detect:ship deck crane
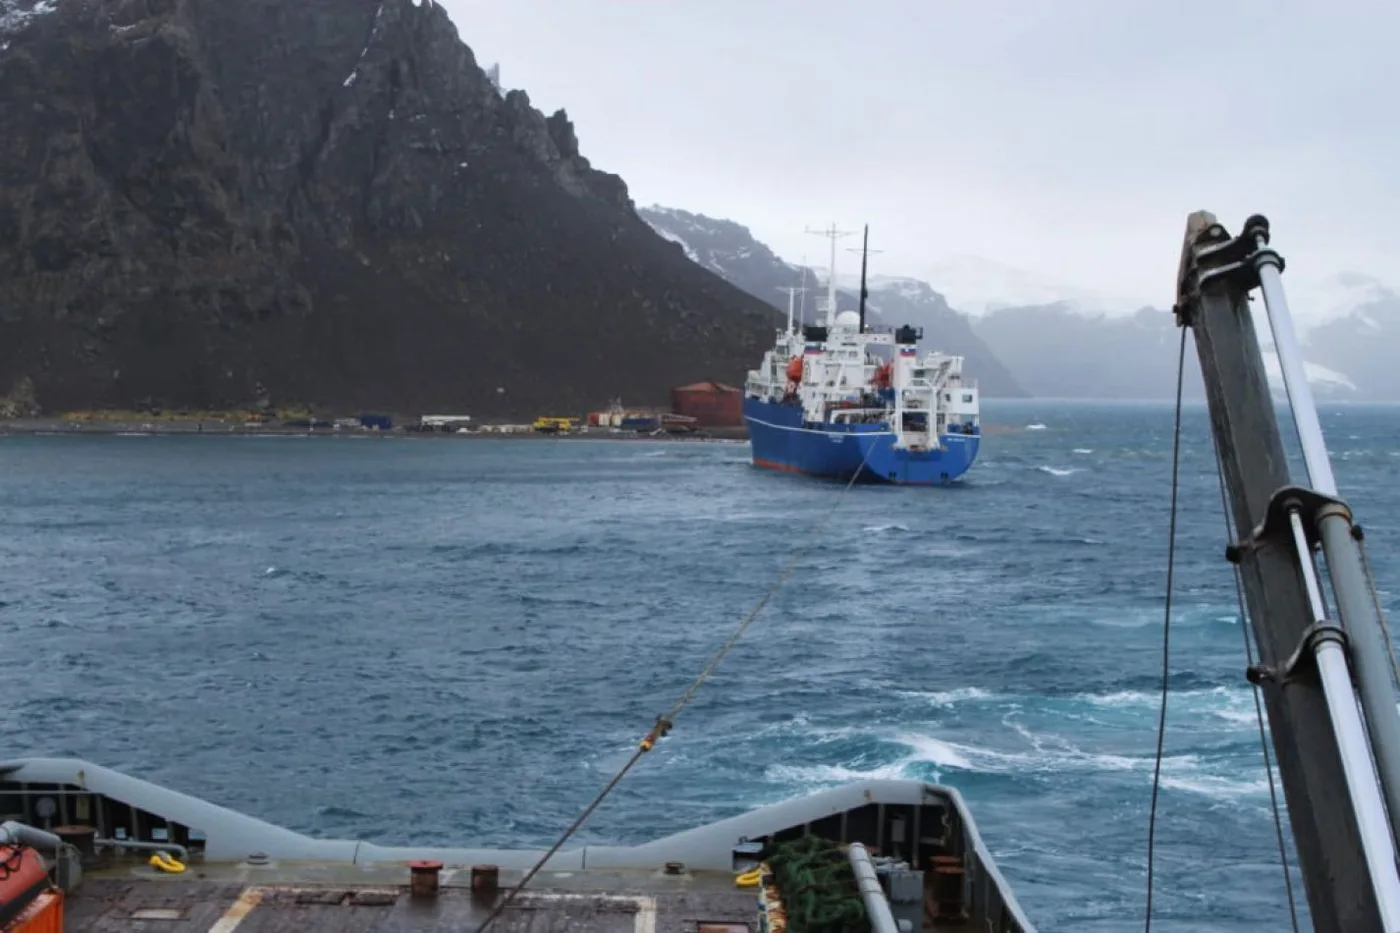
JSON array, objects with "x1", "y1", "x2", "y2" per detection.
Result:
[{"x1": 1176, "y1": 211, "x2": 1400, "y2": 932}]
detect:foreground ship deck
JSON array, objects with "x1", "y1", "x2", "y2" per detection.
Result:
[
  {"x1": 64, "y1": 865, "x2": 756, "y2": 933},
  {"x1": 2, "y1": 757, "x2": 1035, "y2": 932}
]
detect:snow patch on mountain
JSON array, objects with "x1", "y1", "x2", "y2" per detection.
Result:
[
  {"x1": 649, "y1": 224, "x2": 698, "y2": 264},
  {"x1": 639, "y1": 204, "x2": 801, "y2": 283},
  {"x1": 1261, "y1": 346, "x2": 1357, "y2": 395},
  {"x1": 831, "y1": 273, "x2": 935, "y2": 297},
  {"x1": 914, "y1": 254, "x2": 1153, "y2": 317},
  {"x1": 0, "y1": 0, "x2": 57, "y2": 32},
  {"x1": 1283, "y1": 272, "x2": 1399, "y2": 335}
]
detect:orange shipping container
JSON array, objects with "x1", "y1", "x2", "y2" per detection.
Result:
[{"x1": 671, "y1": 381, "x2": 743, "y2": 428}]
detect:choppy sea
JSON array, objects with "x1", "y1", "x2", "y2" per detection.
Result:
[{"x1": 6, "y1": 399, "x2": 1400, "y2": 931}]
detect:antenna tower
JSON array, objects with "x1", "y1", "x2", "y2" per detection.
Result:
[
  {"x1": 805, "y1": 224, "x2": 856, "y2": 327},
  {"x1": 777, "y1": 283, "x2": 809, "y2": 337},
  {"x1": 847, "y1": 226, "x2": 884, "y2": 333}
]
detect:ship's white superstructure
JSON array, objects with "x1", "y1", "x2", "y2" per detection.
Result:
[{"x1": 741, "y1": 225, "x2": 981, "y2": 485}]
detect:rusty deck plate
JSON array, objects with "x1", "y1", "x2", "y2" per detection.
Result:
[{"x1": 61, "y1": 863, "x2": 757, "y2": 933}]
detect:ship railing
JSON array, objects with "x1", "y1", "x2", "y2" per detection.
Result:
[
  {"x1": 829, "y1": 408, "x2": 892, "y2": 424},
  {"x1": 901, "y1": 384, "x2": 935, "y2": 403}
]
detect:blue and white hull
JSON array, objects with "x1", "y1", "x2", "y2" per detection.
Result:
[{"x1": 743, "y1": 397, "x2": 979, "y2": 485}]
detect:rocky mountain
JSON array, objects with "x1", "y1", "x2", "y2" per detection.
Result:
[
  {"x1": 972, "y1": 304, "x2": 1201, "y2": 400},
  {"x1": 972, "y1": 300, "x2": 1376, "y2": 401},
  {"x1": 1300, "y1": 275, "x2": 1400, "y2": 400},
  {"x1": 638, "y1": 206, "x2": 1028, "y2": 397},
  {"x1": 914, "y1": 253, "x2": 1150, "y2": 318},
  {"x1": 934, "y1": 265, "x2": 1394, "y2": 401},
  {"x1": 638, "y1": 202, "x2": 1397, "y2": 400},
  {"x1": 0, "y1": 0, "x2": 781, "y2": 418}
]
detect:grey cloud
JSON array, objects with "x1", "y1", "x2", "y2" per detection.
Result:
[{"x1": 447, "y1": 0, "x2": 1400, "y2": 308}]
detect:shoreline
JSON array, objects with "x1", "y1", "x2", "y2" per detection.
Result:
[
  {"x1": 0, "y1": 418, "x2": 752, "y2": 441},
  {"x1": 0, "y1": 419, "x2": 1021, "y2": 439}
]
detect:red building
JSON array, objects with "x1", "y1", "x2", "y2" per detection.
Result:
[{"x1": 671, "y1": 380, "x2": 743, "y2": 428}]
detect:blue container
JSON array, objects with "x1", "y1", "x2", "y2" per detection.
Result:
[{"x1": 358, "y1": 414, "x2": 393, "y2": 430}]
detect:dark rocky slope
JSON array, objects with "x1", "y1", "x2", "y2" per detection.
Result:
[{"x1": 0, "y1": 0, "x2": 780, "y2": 417}]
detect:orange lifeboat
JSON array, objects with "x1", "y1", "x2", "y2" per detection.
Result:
[
  {"x1": 873, "y1": 362, "x2": 893, "y2": 389},
  {"x1": 0, "y1": 845, "x2": 54, "y2": 930},
  {"x1": 785, "y1": 357, "x2": 804, "y2": 383}
]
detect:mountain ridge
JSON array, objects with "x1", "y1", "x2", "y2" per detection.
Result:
[
  {"x1": 0, "y1": 0, "x2": 781, "y2": 418},
  {"x1": 638, "y1": 205, "x2": 1029, "y2": 398},
  {"x1": 641, "y1": 204, "x2": 1400, "y2": 402}
]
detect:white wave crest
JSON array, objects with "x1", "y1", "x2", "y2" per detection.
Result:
[{"x1": 899, "y1": 686, "x2": 995, "y2": 708}]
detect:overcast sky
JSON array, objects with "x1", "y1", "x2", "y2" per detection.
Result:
[{"x1": 450, "y1": 0, "x2": 1397, "y2": 314}]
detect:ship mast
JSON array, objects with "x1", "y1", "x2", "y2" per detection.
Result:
[
  {"x1": 798, "y1": 261, "x2": 809, "y2": 326},
  {"x1": 846, "y1": 225, "x2": 883, "y2": 335},
  {"x1": 806, "y1": 223, "x2": 855, "y2": 328},
  {"x1": 1176, "y1": 211, "x2": 1400, "y2": 932},
  {"x1": 777, "y1": 283, "x2": 807, "y2": 337},
  {"x1": 857, "y1": 225, "x2": 870, "y2": 334}
]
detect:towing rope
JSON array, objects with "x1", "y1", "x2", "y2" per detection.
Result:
[
  {"x1": 472, "y1": 445, "x2": 876, "y2": 932},
  {"x1": 1144, "y1": 324, "x2": 1187, "y2": 932},
  {"x1": 1159, "y1": 304, "x2": 1300, "y2": 932}
]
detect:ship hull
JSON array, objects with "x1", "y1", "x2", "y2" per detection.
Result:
[{"x1": 743, "y1": 397, "x2": 979, "y2": 485}]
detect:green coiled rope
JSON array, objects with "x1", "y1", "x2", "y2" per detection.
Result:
[{"x1": 766, "y1": 836, "x2": 870, "y2": 933}]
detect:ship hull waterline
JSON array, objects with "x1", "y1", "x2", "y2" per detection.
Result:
[{"x1": 743, "y1": 397, "x2": 979, "y2": 485}]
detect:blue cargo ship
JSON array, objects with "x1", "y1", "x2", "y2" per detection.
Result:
[{"x1": 741, "y1": 225, "x2": 981, "y2": 485}]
